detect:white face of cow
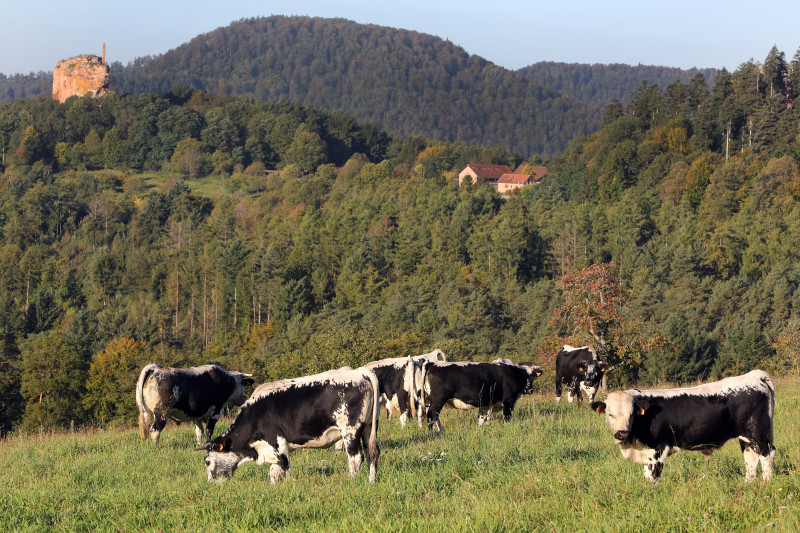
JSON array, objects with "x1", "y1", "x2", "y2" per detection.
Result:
[
  {"x1": 230, "y1": 373, "x2": 255, "y2": 406},
  {"x1": 591, "y1": 392, "x2": 648, "y2": 444},
  {"x1": 204, "y1": 450, "x2": 243, "y2": 482}
]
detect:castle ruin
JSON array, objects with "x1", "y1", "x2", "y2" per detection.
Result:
[{"x1": 52, "y1": 44, "x2": 110, "y2": 103}]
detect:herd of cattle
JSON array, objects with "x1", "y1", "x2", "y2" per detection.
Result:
[{"x1": 135, "y1": 345, "x2": 776, "y2": 486}]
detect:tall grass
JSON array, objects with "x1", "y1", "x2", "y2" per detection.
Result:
[{"x1": 3, "y1": 378, "x2": 800, "y2": 532}]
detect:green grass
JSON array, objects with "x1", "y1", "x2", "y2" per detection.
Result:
[{"x1": 3, "y1": 378, "x2": 800, "y2": 532}]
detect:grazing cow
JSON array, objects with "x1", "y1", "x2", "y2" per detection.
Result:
[
  {"x1": 136, "y1": 363, "x2": 254, "y2": 445},
  {"x1": 419, "y1": 360, "x2": 543, "y2": 431},
  {"x1": 197, "y1": 367, "x2": 380, "y2": 484},
  {"x1": 591, "y1": 370, "x2": 776, "y2": 484},
  {"x1": 555, "y1": 345, "x2": 607, "y2": 404},
  {"x1": 362, "y1": 356, "x2": 420, "y2": 428}
]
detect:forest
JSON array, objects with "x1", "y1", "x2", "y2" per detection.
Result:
[
  {"x1": 1, "y1": 42, "x2": 800, "y2": 437},
  {"x1": 517, "y1": 62, "x2": 717, "y2": 107}
]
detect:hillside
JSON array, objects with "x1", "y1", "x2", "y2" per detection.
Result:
[
  {"x1": 518, "y1": 61, "x2": 717, "y2": 107},
  {"x1": 107, "y1": 16, "x2": 600, "y2": 157}
]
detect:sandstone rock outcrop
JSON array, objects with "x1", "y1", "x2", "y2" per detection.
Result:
[{"x1": 52, "y1": 45, "x2": 110, "y2": 103}]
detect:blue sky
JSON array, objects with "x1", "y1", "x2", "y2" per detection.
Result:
[{"x1": 2, "y1": 0, "x2": 798, "y2": 75}]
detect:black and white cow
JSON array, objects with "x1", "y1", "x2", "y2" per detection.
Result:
[
  {"x1": 591, "y1": 369, "x2": 776, "y2": 484},
  {"x1": 419, "y1": 360, "x2": 543, "y2": 431},
  {"x1": 196, "y1": 367, "x2": 381, "y2": 484},
  {"x1": 555, "y1": 345, "x2": 607, "y2": 405},
  {"x1": 362, "y1": 356, "x2": 420, "y2": 428},
  {"x1": 136, "y1": 363, "x2": 254, "y2": 445}
]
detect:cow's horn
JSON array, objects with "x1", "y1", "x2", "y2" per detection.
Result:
[{"x1": 194, "y1": 442, "x2": 212, "y2": 451}]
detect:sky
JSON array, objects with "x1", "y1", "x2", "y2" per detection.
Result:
[{"x1": 2, "y1": 0, "x2": 799, "y2": 75}]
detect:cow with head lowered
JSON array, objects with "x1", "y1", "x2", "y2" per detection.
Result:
[
  {"x1": 555, "y1": 345, "x2": 607, "y2": 405},
  {"x1": 592, "y1": 369, "x2": 776, "y2": 484},
  {"x1": 419, "y1": 359, "x2": 543, "y2": 431},
  {"x1": 197, "y1": 367, "x2": 380, "y2": 484},
  {"x1": 136, "y1": 363, "x2": 254, "y2": 445}
]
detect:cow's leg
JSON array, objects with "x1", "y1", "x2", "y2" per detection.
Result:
[
  {"x1": 398, "y1": 410, "x2": 408, "y2": 428},
  {"x1": 344, "y1": 432, "x2": 364, "y2": 478},
  {"x1": 194, "y1": 420, "x2": 205, "y2": 445},
  {"x1": 502, "y1": 400, "x2": 515, "y2": 422},
  {"x1": 760, "y1": 446, "x2": 776, "y2": 481},
  {"x1": 361, "y1": 424, "x2": 379, "y2": 484},
  {"x1": 205, "y1": 414, "x2": 220, "y2": 442},
  {"x1": 426, "y1": 400, "x2": 445, "y2": 432},
  {"x1": 268, "y1": 450, "x2": 291, "y2": 484},
  {"x1": 138, "y1": 408, "x2": 153, "y2": 442},
  {"x1": 334, "y1": 439, "x2": 344, "y2": 452},
  {"x1": 149, "y1": 409, "x2": 168, "y2": 444},
  {"x1": 742, "y1": 444, "x2": 760, "y2": 482},
  {"x1": 643, "y1": 461, "x2": 664, "y2": 484},
  {"x1": 555, "y1": 380, "x2": 562, "y2": 404},
  {"x1": 477, "y1": 409, "x2": 490, "y2": 427},
  {"x1": 643, "y1": 447, "x2": 666, "y2": 484}
]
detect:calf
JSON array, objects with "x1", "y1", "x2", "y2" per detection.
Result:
[
  {"x1": 197, "y1": 367, "x2": 380, "y2": 484},
  {"x1": 591, "y1": 370, "x2": 775, "y2": 484},
  {"x1": 362, "y1": 356, "x2": 419, "y2": 428},
  {"x1": 555, "y1": 345, "x2": 607, "y2": 404},
  {"x1": 420, "y1": 360, "x2": 543, "y2": 431},
  {"x1": 136, "y1": 363, "x2": 254, "y2": 444}
]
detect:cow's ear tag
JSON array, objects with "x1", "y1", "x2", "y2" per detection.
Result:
[
  {"x1": 217, "y1": 442, "x2": 224, "y2": 451},
  {"x1": 577, "y1": 364, "x2": 585, "y2": 372},
  {"x1": 635, "y1": 400, "x2": 650, "y2": 415},
  {"x1": 591, "y1": 401, "x2": 606, "y2": 414}
]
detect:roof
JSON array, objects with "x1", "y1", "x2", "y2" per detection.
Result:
[
  {"x1": 498, "y1": 173, "x2": 533, "y2": 185},
  {"x1": 514, "y1": 165, "x2": 548, "y2": 181},
  {"x1": 464, "y1": 164, "x2": 513, "y2": 181}
]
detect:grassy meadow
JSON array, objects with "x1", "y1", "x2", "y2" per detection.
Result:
[{"x1": 3, "y1": 378, "x2": 800, "y2": 532}]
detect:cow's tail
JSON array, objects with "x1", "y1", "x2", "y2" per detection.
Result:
[
  {"x1": 366, "y1": 369, "x2": 380, "y2": 481},
  {"x1": 406, "y1": 356, "x2": 416, "y2": 420},
  {"x1": 136, "y1": 363, "x2": 159, "y2": 442},
  {"x1": 417, "y1": 361, "x2": 431, "y2": 424}
]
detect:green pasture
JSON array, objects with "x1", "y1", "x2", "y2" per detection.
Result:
[{"x1": 3, "y1": 378, "x2": 800, "y2": 532}]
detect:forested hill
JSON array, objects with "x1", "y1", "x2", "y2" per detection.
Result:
[
  {"x1": 108, "y1": 16, "x2": 600, "y2": 157},
  {"x1": 517, "y1": 62, "x2": 717, "y2": 107},
  {"x1": 1, "y1": 16, "x2": 602, "y2": 157}
]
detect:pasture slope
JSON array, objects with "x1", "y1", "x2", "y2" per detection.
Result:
[{"x1": 2, "y1": 377, "x2": 800, "y2": 532}]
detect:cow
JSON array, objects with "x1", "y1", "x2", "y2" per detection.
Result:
[
  {"x1": 136, "y1": 363, "x2": 255, "y2": 445},
  {"x1": 419, "y1": 360, "x2": 543, "y2": 431},
  {"x1": 555, "y1": 345, "x2": 607, "y2": 405},
  {"x1": 196, "y1": 367, "x2": 381, "y2": 484},
  {"x1": 362, "y1": 356, "x2": 420, "y2": 428},
  {"x1": 591, "y1": 369, "x2": 776, "y2": 484}
]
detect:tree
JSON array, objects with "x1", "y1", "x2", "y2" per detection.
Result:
[
  {"x1": 283, "y1": 123, "x2": 327, "y2": 172},
  {"x1": 553, "y1": 262, "x2": 665, "y2": 383},
  {"x1": 711, "y1": 321, "x2": 774, "y2": 379},
  {"x1": 83, "y1": 337, "x2": 150, "y2": 424},
  {"x1": 170, "y1": 138, "x2": 208, "y2": 177},
  {"x1": 19, "y1": 331, "x2": 88, "y2": 430},
  {"x1": 763, "y1": 46, "x2": 788, "y2": 99}
]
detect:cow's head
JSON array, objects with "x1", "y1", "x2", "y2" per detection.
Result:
[
  {"x1": 576, "y1": 360, "x2": 607, "y2": 402},
  {"x1": 519, "y1": 363, "x2": 544, "y2": 394},
  {"x1": 229, "y1": 372, "x2": 256, "y2": 406},
  {"x1": 591, "y1": 392, "x2": 649, "y2": 444},
  {"x1": 196, "y1": 437, "x2": 243, "y2": 483}
]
